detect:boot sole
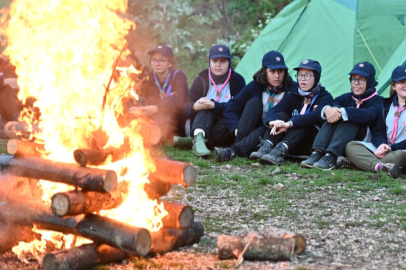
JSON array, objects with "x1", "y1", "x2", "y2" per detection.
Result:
[
  {"x1": 249, "y1": 155, "x2": 261, "y2": 160},
  {"x1": 301, "y1": 162, "x2": 314, "y2": 169},
  {"x1": 193, "y1": 150, "x2": 210, "y2": 157},
  {"x1": 313, "y1": 163, "x2": 335, "y2": 171}
]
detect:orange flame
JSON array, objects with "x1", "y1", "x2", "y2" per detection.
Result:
[{"x1": 1, "y1": 0, "x2": 167, "y2": 260}]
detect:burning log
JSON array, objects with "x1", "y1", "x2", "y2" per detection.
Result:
[
  {"x1": 4, "y1": 121, "x2": 40, "y2": 140},
  {"x1": 75, "y1": 214, "x2": 151, "y2": 256},
  {"x1": 151, "y1": 158, "x2": 196, "y2": 187},
  {"x1": 42, "y1": 244, "x2": 127, "y2": 270},
  {"x1": 0, "y1": 155, "x2": 117, "y2": 193},
  {"x1": 73, "y1": 147, "x2": 123, "y2": 166},
  {"x1": 51, "y1": 182, "x2": 127, "y2": 217},
  {"x1": 217, "y1": 235, "x2": 295, "y2": 261},
  {"x1": 0, "y1": 224, "x2": 37, "y2": 253},
  {"x1": 261, "y1": 227, "x2": 306, "y2": 255},
  {"x1": 160, "y1": 201, "x2": 194, "y2": 230},
  {"x1": 7, "y1": 139, "x2": 44, "y2": 157},
  {"x1": 143, "y1": 179, "x2": 172, "y2": 200},
  {"x1": 150, "y1": 221, "x2": 204, "y2": 254}
]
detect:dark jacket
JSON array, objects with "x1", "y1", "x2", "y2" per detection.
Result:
[
  {"x1": 264, "y1": 86, "x2": 333, "y2": 128},
  {"x1": 184, "y1": 69, "x2": 246, "y2": 118},
  {"x1": 223, "y1": 76, "x2": 297, "y2": 132},
  {"x1": 329, "y1": 92, "x2": 382, "y2": 126},
  {"x1": 137, "y1": 69, "x2": 188, "y2": 115},
  {"x1": 371, "y1": 96, "x2": 406, "y2": 151}
]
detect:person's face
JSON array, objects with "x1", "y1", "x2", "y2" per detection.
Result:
[
  {"x1": 150, "y1": 52, "x2": 172, "y2": 74},
  {"x1": 210, "y1": 58, "x2": 229, "y2": 76},
  {"x1": 266, "y1": 68, "x2": 284, "y2": 87},
  {"x1": 350, "y1": 75, "x2": 367, "y2": 95},
  {"x1": 394, "y1": 79, "x2": 406, "y2": 100},
  {"x1": 296, "y1": 68, "x2": 315, "y2": 91}
]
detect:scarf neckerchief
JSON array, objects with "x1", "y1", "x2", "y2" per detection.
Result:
[
  {"x1": 208, "y1": 68, "x2": 232, "y2": 102},
  {"x1": 265, "y1": 84, "x2": 285, "y2": 109},
  {"x1": 299, "y1": 83, "x2": 322, "y2": 114},
  {"x1": 351, "y1": 87, "x2": 377, "y2": 108},
  {"x1": 153, "y1": 71, "x2": 171, "y2": 100},
  {"x1": 388, "y1": 95, "x2": 406, "y2": 144}
]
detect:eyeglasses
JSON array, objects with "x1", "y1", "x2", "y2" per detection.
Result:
[
  {"x1": 350, "y1": 77, "x2": 366, "y2": 84},
  {"x1": 151, "y1": 58, "x2": 168, "y2": 65},
  {"x1": 295, "y1": 74, "x2": 314, "y2": 81}
]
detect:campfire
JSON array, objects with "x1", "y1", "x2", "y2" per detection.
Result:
[{"x1": 0, "y1": 0, "x2": 202, "y2": 269}]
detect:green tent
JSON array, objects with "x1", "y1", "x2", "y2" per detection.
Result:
[{"x1": 235, "y1": 0, "x2": 406, "y2": 97}]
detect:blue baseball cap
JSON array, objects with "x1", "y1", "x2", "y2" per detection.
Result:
[
  {"x1": 262, "y1": 50, "x2": 288, "y2": 70},
  {"x1": 147, "y1": 44, "x2": 174, "y2": 58},
  {"x1": 293, "y1": 59, "x2": 322, "y2": 75},
  {"x1": 209, "y1": 45, "x2": 231, "y2": 59},
  {"x1": 349, "y1": 62, "x2": 375, "y2": 78},
  {"x1": 392, "y1": 65, "x2": 406, "y2": 82}
]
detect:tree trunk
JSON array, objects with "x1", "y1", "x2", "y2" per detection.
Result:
[
  {"x1": 73, "y1": 148, "x2": 123, "y2": 166},
  {"x1": 150, "y1": 221, "x2": 204, "y2": 254},
  {"x1": 151, "y1": 158, "x2": 196, "y2": 187},
  {"x1": 143, "y1": 179, "x2": 172, "y2": 200},
  {"x1": 4, "y1": 121, "x2": 40, "y2": 140},
  {"x1": 75, "y1": 214, "x2": 151, "y2": 256},
  {"x1": 7, "y1": 139, "x2": 44, "y2": 157},
  {"x1": 160, "y1": 201, "x2": 194, "y2": 230},
  {"x1": 42, "y1": 244, "x2": 127, "y2": 270},
  {"x1": 261, "y1": 227, "x2": 306, "y2": 255},
  {"x1": 0, "y1": 155, "x2": 117, "y2": 193},
  {"x1": 0, "y1": 224, "x2": 37, "y2": 253},
  {"x1": 217, "y1": 235, "x2": 295, "y2": 261},
  {"x1": 51, "y1": 182, "x2": 127, "y2": 217}
]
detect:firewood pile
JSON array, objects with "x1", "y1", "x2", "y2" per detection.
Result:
[{"x1": 0, "y1": 123, "x2": 203, "y2": 270}]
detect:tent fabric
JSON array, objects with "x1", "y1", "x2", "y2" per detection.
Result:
[{"x1": 236, "y1": 0, "x2": 406, "y2": 97}]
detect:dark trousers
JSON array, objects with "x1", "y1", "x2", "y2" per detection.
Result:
[
  {"x1": 312, "y1": 121, "x2": 367, "y2": 157},
  {"x1": 192, "y1": 110, "x2": 234, "y2": 148}
]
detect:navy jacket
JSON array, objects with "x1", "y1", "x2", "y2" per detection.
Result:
[
  {"x1": 223, "y1": 77, "x2": 297, "y2": 132},
  {"x1": 371, "y1": 96, "x2": 406, "y2": 151},
  {"x1": 264, "y1": 86, "x2": 333, "y2": 128},
  {"x1": 329, "y1": 92, "x2": 382, "y2": 126},
  {"x1": 184, "y1": 69, "x2": 246, "y2": 118}
]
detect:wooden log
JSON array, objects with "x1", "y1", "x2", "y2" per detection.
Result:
[
  {"x1": 73, "y1": 147, "x2": 123, "y2": 166},
  {"x1": 0, "y1": 155, "x2": 117, "y2": 193},
  {"x1": 42, "y1": 244, "x2": 127, "y2": 270},
  {"x1": 150, "y1": 221, "x2": 204, "y2": 254},
  {"x1": 160, "y1": 201, "x2": 194, "y2": 230},
  {"x1": 75, "y1": 214, "x2": 151, "y2": 256},
  {"x1": 4, "y1": 121, "x2": 40, "y2": 140},
  {"x1": 143, "y1": 179, "x2": 172, "y2": 200},
  {"x1": 0, "y1": 224, "x2": 36, "y2": 253},
  {"x1": 7, "y1": 139, "x2": 45, "y2": 157},
  {"x1": 217, "y1": 235, "x2": 295, "y2": 261},
  {"x1": 51, "y1": 182, "x2": 127, "y2": 217},
  {"x1": 151, "y1": 158, "x2": 196, "y2": 187},
  {"x1": 261, "y1": 227, "x2": 306, "y2": 255}
]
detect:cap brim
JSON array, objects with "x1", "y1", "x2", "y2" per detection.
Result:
[
  {"x1": 210, "y1": 54, "x2": 231, "y2": 59},
  {"x1": 147, "y1": 49, "x2": 173, "y2": 57},
  {"x1": 349, "y1": 70, "x2": 369, "y2": 77},
  {"x1": 393, "y1": 75, "x2": 406, "y2": 82},
  {"x1": 266, "y1": 64, "x2": 288, "y2": 70}
]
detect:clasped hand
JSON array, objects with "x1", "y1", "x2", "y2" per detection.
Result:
[
  {"x1": 324, "y1": 107, "x2": 342, "y2": 123},
  {"x1": 374, "y1": 144, "x2": 391, "y2": 158},
  {"x1": 268, "y1": 120, "x2": 290, "y2": 135},
  {"x1": 193, "y1": 97, "x2": 215, "y2": 111}
]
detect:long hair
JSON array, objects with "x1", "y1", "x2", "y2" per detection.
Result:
[{"x1": 253, "y1": 66, "x2": 290, "y2": 88}]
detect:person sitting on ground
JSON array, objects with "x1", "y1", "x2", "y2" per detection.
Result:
[
  {"x1": 181, "y1": 44, "x2": 246, "y2": 157},
  {"x1": 214, "y1": 51, "x2": 298, "y2": 162},
  {"x1": 301, "y1": 62, "x2": 382, "y2": 170},
  {"x1": 339, "y1": 65, "x2": 406, "y2": 178},
  {"x1": 133, "y1": 44, "x2": 188, "y2": 140}
]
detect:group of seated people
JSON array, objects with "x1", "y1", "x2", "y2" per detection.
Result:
[{"x1": 138, "y1": 43, "x2": 406, "y2": 178}]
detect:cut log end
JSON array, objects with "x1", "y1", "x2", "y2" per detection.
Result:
[
  {"x1": 293, "y1": 235, "x2": 306, "y2": 255},
  {"x1": 104, "y1": 171, "x2": 118, "y2": 193},
  {"x1": 136, "y1": 229, "x2": 152, "y2": 257},
  {"x1": 73, "y1": 150, "x2": 87, "y2": 167},
  {"x1": 179, "y1": 206, "x2": 194, "y2": 229},
  {"x1": 42, "y1": 254, "x2": 58, "y2": 270},
  {"x1": 51, "y1": 193, "x2": 70, "y2": 217},
  {"x1": 183, "y1": 165, "x2": 196, "y2": 186},
  {"x1": 6, "y1": 140, "x2": 18, "y2": 155}
]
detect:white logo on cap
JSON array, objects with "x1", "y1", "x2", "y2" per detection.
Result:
[
  {"x1": 359, "y1": 63, "x2": 364, "y2": 67},
  {"x1": 157, "y1": 46, "x2": 162, "y2": 49},
  {"x1": 276, "y1": 57, "x2": 281, "y2": 62},
  {"x1": 404, "y1": 69, "x2": 406, "y2": 73},
  {"x1": 302, "y1": 59, "x2": 309, "y2": 64},
  {"x1": 219, "y1": 47, "x2": 224, "y2": 52}
]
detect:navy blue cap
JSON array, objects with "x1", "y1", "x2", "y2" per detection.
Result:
[
  {"x1": 262, "y1": 50, "x2": 288, "y2": 70},
  {"x1": 349, "y1": 62, "x2": 376, "y2": 78},
  {"x1": 209, "y1": 45, "x2": 231, "y2": 59},
  {"x1": 392, "y1": 65, "x2": 406, "y2": 82},
  {"x1": 147, "y1": 44, "x2": 174, "y2": 58},
  {"x1": 293, "y1": 59, "x2": 322, "y2": 75}
]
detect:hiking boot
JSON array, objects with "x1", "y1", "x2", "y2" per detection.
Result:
[
  {"x1": 313, "y1": 153, "x2": 337, "y2": 170},
  {"x1": 335, "y1": 156, "x2": 358, "y2": 170},
  {"x1": 192, "y1": 133, "x2": 210, "y2": 157},
  {"x1": 376, "y1": 163, "x2": 402, "y2": 178},
  {"x1": 249, "y1": 138, "x2": 273, "y2": 160},
  {"x1": 261, "y1": 142, "x2": 288, "y2": 165},
  {"x1": 301, "y1": 151, "x2": 324, "y2": 168},
  {"x1": 214, "y1": 147, "x2": 236, "y2": 162},
  {"x1": 173, "y1": 136, "x2": 193, "y2": 149}
]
